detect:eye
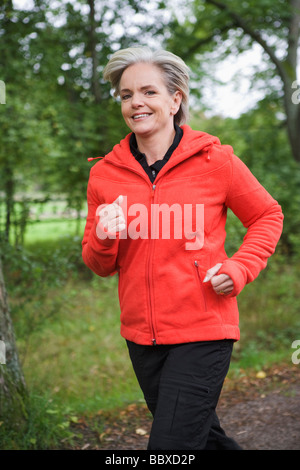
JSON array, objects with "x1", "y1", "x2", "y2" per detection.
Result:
[
  {"x1": 145, "y1": 90, "x2": 156, "y2": 96},
  {"x1": 121, "y1": 94, "x2": 131, "y2": 101}
]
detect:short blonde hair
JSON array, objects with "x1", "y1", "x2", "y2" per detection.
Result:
[{"x1": 103, "y1": 47, "x2": 190, "y2": 126}]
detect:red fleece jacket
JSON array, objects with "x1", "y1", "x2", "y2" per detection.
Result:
[{"x1": 82, "y1": 125, "x2": 283, "y2": 345}]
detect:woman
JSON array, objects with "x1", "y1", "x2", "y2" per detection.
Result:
[{"x1": 82, "y1": 47, "x2": 283, "y2": 450}]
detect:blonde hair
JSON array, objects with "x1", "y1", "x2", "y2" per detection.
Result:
[{"x1": 103, "y1": 47, "x2": 190, "y2": 126}]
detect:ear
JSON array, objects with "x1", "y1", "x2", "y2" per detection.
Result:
[{"x1": 170, "y1": 90, "x2": 182, "y2": 115}]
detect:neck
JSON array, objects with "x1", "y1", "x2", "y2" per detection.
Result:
[{"x1": 135, "y1": 124, "x2": 176, "y2": 166}]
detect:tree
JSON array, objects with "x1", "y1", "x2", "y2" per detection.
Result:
[
  {"x1": 87, "y1": 0, "x2": 101, "y2": 103},
  {"x1": 168, "y1": 0, "x2": 300, "y2": 162},
  {"x1": 0, "y1": 0, "x2": 60, "y2": 242},
  {"x1": 0, "y1": 0, "x2": 176, "y2": 441},
  {"x1": 0, "y1": 257, "x2": 27, "y2": 430}
]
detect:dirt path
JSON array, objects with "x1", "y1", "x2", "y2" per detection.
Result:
[
  {"x1": 217, "y1": 386, "x2": 300, "y2": 450},
  {"x1": 70, "y1": 364, "x2": 300, "y2": 451}
]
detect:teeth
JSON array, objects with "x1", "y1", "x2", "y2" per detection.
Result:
[{"x1": 133, "y1": 114, "x2": 150, "y2": 119}]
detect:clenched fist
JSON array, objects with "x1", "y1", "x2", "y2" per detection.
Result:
[
  {"x1": 97, "y1": 195, "x2": 126, "y2": 238},
  {"x1": 203, "y1": 263, "x2": 233, "y2": 296}
]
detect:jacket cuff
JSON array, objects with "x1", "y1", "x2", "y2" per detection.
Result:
[{"x1": 218, "y1": 260, "x2": 248, "y2": 297}]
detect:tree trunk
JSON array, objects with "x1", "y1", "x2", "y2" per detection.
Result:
[
  {"x1": 283, "y1": 0, "x2": 300, "y2": 163},
  {"x1": 284, "y1": 82, "x2": 300, "y2": 163},
  {"x1": 4, "y1": 164, "x2": 14, "y2": 243},
  {"x1": 204, "y1": 0, "x2": 300, "y2": 163},
  {"x1": 88, "y1": 0, "x2": 101, "y2": 103},
  {"x1": 0, "y1": 257, "x2": 27, "y2": 430}
]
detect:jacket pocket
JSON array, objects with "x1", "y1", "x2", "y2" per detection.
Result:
[{"x1": 194, "y1": 260, "x2": 207, "y2": 312}]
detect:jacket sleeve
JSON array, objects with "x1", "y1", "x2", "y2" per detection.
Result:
[
  {"x1": 218, "y1": 153, "x2": 284, "y2": 297},
  {"x1": 82, "y1": 171, "x2": 119, "y2": 277}
]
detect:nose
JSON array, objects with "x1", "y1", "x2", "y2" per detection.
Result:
[{"x1": 131, "y1": 93, "x2": 144, "y2": 108}]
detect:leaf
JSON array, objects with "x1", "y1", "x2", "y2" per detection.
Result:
[
  {"x1": 256, "y1": 370, "x2": 267, "y2": 379},
  {"x1": 58, "y1": 421, "x2": 70, "y2": 429},
  {"x1": 135, "y1": 428, "x2": 147, "y2": 436},
  {"x1": 46, "y1": 408, "x2": 58, "y2": 414},
  {"x1": 69, "y1": 416, "x2": 79, "y2": 423},
  {"x1": 81, "y1": 443, "x2": 90, "y2": 450}
]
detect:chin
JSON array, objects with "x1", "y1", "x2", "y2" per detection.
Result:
[{"x1": 134, "y1": 126, "x2": 156, "y2": 137}]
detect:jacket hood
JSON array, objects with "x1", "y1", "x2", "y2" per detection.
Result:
[{"x1": 103, "y1": 125, "x2": 222, "y2": 169}]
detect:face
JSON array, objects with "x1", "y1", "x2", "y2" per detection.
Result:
[{"x1": 119, "y1": 62, "x2": 182, "y2": 138}]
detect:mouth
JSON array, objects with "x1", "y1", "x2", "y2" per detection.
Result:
[{"x1": 132, "y1": 113, "x2": 152, "y2": 121}]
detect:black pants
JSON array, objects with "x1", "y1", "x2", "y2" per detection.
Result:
[{"x1": 126, "y1": 339, "x2": 242, "y2": 450}]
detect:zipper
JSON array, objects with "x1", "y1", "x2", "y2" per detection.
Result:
[
  {"x1": 106, "y1": 159, "x2": 158, "y2": 345},
  {"x1": 148, "y1": 184, "x2": 157, "y2": 345},
  {"x1": 101, "y1": 149, "x2": 213, "y2": 344},
  {"x1": 194, "y1": 260, "x2": 207, "y2": 311}
]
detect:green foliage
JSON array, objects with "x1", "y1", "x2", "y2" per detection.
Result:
[
  {"x1": 0, "y1": 392, "x2": 79, "y2": 449},
  {"x1": 0, "y1": 0, "x2": 165, "y2": 244},
  {"x1": 166, "y1": 0, "x2": 300, "y2": 164},
  {"x1": 1, "y1": 0, "x2": 299, "y2": 450},
  {"x1": 0, "y1": 237, "x2": 142, "y2": 449},
  {"x1": 232, "y1": 261, "x2": 300, "y2": 370},
  {"x1": 167, "y1": 0, "x2": 293, "y2": 76},
  {"x1": 1, "y1": 235, "x2": 86, "y2": 358},
  {"x1": 2, "y1": 237, "x2": 299, "y2": 448}
]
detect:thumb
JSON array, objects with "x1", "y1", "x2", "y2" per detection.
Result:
[
  {"x1": 203, "y1": 263, "x2": 222, "y2": 283},
  {"x1": 113, "y1": 195, "x2": 123, "y2": 206}
]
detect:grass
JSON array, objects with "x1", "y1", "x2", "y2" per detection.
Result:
[
  {"x1": 24, "y1": 218, "x2": 86, "y2": 243},
  {"x1": 3, "y1": 272, "x2": 144, "y2": 449},
  {"x1": 233, "y1": 259, "x2": 300, "y2": 370},
  {"x1": 1, "y1": 219, "x2": 299, "y2": 449},
  {"x1": 17, "y1": 276, "x2": 143, "y2": 414}
]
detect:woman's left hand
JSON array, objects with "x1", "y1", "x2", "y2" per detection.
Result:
[{"x1": 203, "y1": 263, "x2": 233, "y2": 296}]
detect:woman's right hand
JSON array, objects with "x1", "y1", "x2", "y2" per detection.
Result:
[{"x1": 98, "y1": 195, "x2": 126, "y2": 234}]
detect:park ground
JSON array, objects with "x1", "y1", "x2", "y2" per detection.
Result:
[{"x1": 67, "y1": 362, "x2": 300, "y2": 451}]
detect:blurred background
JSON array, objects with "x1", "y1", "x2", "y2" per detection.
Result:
[{"x1": 0, "y1": 0, "x2": 299, "y2": 449}]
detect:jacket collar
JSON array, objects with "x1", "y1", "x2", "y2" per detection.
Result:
[{"x1": 103, "y1": 125, "x2": 221, "y2": 180}]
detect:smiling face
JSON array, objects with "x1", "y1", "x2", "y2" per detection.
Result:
[{"x1": 119, "y1": 62, "x2": 182, "y2": 140}]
